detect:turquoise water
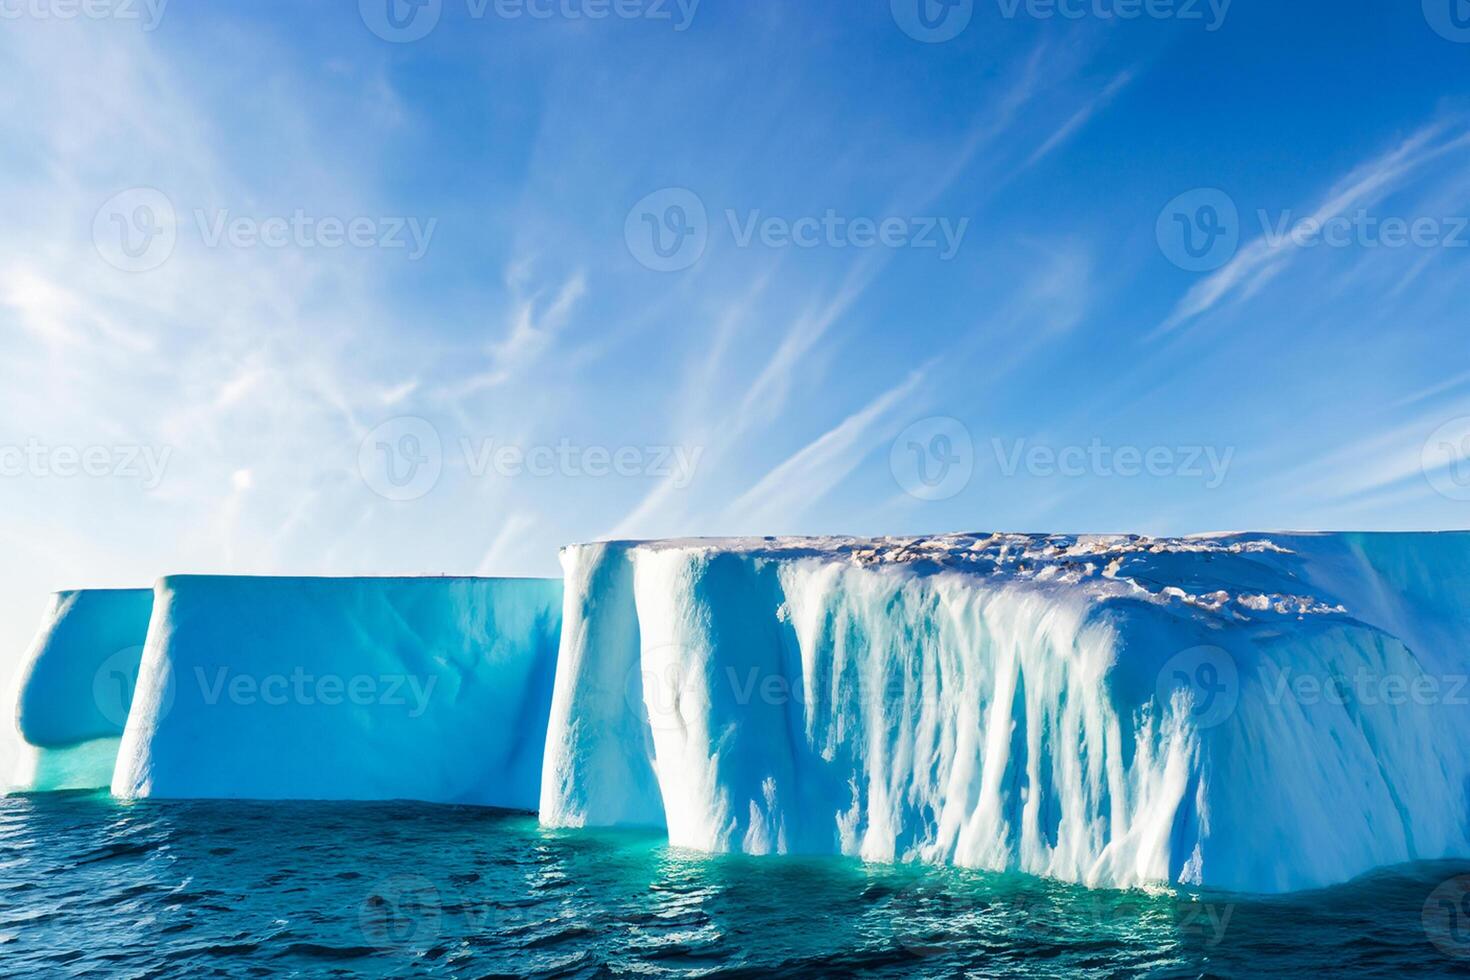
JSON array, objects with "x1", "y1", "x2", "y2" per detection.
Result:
[{"x1": 1, "y1": 792, "x2": 1465, "y2": 977}]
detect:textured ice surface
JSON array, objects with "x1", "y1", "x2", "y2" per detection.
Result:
[
  {"x1": 114, "y1": 575, "x2": 562, "y2": 809},
  {"x1": 540, "y1": 532, "x2": 1470, "y2": 894},
  {"x1": 5, "y1": 589, "x2": 154, "y2": 792}
]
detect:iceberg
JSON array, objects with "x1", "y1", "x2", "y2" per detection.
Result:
[
  {"x1": 5, "y1": 588, "x2": 154, "y2": 793},
  {"x1": 113, "y1": 575, "x2": 562, "y2": 809},
  {"x1": 539, "y1": 532, "x2": 1470, "y2": 894}
]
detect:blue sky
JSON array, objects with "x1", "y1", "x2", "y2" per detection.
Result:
[{"x1": 3, "y1": 0, "x2": 1470, "y2": 657}]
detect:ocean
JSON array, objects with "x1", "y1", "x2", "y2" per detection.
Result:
[{"x1": 1, "y1": 792, "x2": 1464, "y2": 977}]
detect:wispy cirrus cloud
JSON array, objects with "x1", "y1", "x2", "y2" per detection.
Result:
[{"x1": 1152, "y1": 116, "x2": 1470, "y2": 338}]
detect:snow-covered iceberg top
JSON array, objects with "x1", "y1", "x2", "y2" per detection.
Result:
[{"x1": 541, "y1": 531, "x2": 1470, "y2": 894}]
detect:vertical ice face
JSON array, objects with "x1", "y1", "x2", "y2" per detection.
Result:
[
  {"x1": 538, "y1": 543, "x2": 664, "y2": 828},
  {"x1": 4, "y1": 589, "x2": 154, "y2": 793},
  {"x1": 113, "y1": 575, "x2": 562, "y2": 809},
  {"x1": 539, "y1": 533, "x2": 1470, "y2": 894}
]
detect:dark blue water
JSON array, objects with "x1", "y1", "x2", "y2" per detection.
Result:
[{"x1": 1, "y1": 792, "x2": 1466, "y2": 978}]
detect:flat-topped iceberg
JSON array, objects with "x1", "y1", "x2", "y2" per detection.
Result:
[
  {"x1": 539, "y1": 532, "x2": 1470, "y2": 894},
  {"x1": 5, "y1": 588, "x2": 154, "y2": 793},
  {"x1": 113, "y1": 575, "x2": 562, "y2": 809}
]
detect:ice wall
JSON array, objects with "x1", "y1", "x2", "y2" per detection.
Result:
[
  {"x1": 5, "y1": 589, "x2": 154, "y2": 792},
  {"x1": 114, "y1": 575, "x2": 562, "y2": 809},
  {"x1": 539, "y1": 532, "x2": 1470, "y2": 894}
]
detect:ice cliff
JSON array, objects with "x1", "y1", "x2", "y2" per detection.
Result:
[
  {"x1": 10, "y1": 531, "x2": 1467, "y2": 895},
  {"x1": 112, "y1": 575, "x2": 562, "y2": 809},
  {"x1": 5, "y1": 589, "x2": 154, "y2": 792},
  {"x1": 539, "y1": 532, "x2": 1470, "y2": 894}
]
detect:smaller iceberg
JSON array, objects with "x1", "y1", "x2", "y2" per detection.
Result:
[
  {"x1": 113, "y1": 575, "x2": 562, "y2": 809},
  {"x1": 6, "y1": 589, "x2": 154, "y2": 793}
]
